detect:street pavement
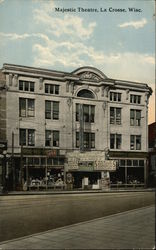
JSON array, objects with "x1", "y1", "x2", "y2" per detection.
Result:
[{"x1": 0, "y1": 205, "x2": 155, "y2": 249}]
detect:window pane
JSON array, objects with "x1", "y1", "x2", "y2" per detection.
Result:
[
  {"x1": 28, "y1": 99, "x2": 35, "y2": 117},
  {"x1": 28, "y1": 129, "x2": 35, "y2": 146},
  {"x1": 45, "y1": 84, "x2": 49, "y2": 93},
  {"x1": 127, "y1": 160, "x2": 132, "y2": 166},
  {"x1": 120, "y1": 160, "x2": 125, "y2": 166},
  {"x1": 118, "y1": 93, "x2": 121, "y2": 102},
  {"x1": 55, "y1": 85, "x2": 59, "y2": 94},
  {"x1": 34, "y1": 158, "x2": 39, "y2": 165},
  {"x1": 19, "y1": 98, "x2": 26, "y2": 117},
  {"x1": 83, "y1": 105, "x2": 89, "y2": 122},
  {"x1": 130, "y1": 135, "x2": 135, "y2": 150},
  {"x1": 110, "y1": 134, "x2": 115, "y2": 149},
  {"x1": 136, "y1": 110, "x2": 141, "y2": 119},
  {"x1": 110, "y1": 92, "x2": 112, "y2": 101},
  {"x1": 116, "y1": 134, "x2": 121, "y2": 149},
  {"x1": 130, "y1": 110, "x2": 135, "y2": 119},
  {"x1": 20, "y1": 129, "x2": 26, "y2": 146},
  {"x1": 136, "y1": 136, "x2": 141, "y2": 150},
  {"x1": 91, "y1": 133, "x2": 95, "y2": 148},
  {"x1": 110, "y1": 107, "x2": 114, "y2": 124},
  {"x1": 50, "y1": 85, "x2": 54, "y2": 94},
  {"x1": 139, "y1": 160, "x2": 144, "y2": 166},
  {"x1": 19, "y1": 81, "x2": 23, "y2": 90},
  {"x1": 133, "y1": 160, "x2": 138, "y2": 166},
  {"x1": 53, "y1": 131, "x2": 59, "y2": 147},
  {"x1": 28, "y1": 157, "x2": 33, "y2": 165},
  {"x1": 41, "y1": 158, "x2": 46, "y2": 165},
  {"x1": 76, "y1": 104, "x2": 79, "y2": 121},
  {"x1": 90, "y1": 106, "x2": 95, "y2": 123},
  {"x1": 53, "y1": 102, "x2": 59, "y2": 120},
  {"x1": 84, "y1": 132, "x2": 89, "y2": 148},
  {"x1": 25, "y1": 82, "x2": 29, "y2": 91},
  {"x1": 138, "y1": 96, "x2": 141, "y2": 104},
  {"x1": 30, "y1": 82, "x2": 34, "y2": 92},
  {"x1": 45, "y1": 130, "x2": 51, "y2": 146},
  {"x1": 116, "y1": 108, "x2": 121, "y2": 124},
  {"x1": 45, "y1": 101, "x2": 51, "y2": 119}
]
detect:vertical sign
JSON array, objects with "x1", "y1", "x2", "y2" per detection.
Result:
[{"x1": 79, "y1": 104, "x2": 84, "y2": 152}]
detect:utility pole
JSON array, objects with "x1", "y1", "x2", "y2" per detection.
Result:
[
  {"x1": 12, "y1": 131, "x2": 15, "y2": 190},
  {"x1": 20, "y1": 143, "x2": 23, "y2": 189}
]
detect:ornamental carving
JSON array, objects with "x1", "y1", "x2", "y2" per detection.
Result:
[{"x1": 79, "y1": 71, "x2": 101, "y2": 81}]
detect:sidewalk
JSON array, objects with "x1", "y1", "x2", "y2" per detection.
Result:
[
  {"x1": 1, "y1": 188, "x2": 155, "y2": 196},
  {"x1": 0, "y1": 206, "x2": 155, "y2": 249}
]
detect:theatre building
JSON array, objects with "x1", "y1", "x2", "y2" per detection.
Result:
[{"x1": 0, "y1": 63, "x2": 152, "y2": 191}]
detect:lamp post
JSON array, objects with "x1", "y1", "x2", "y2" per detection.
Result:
[{"x1": 1, "y1": 150, "x2": 10, "y2": 193}]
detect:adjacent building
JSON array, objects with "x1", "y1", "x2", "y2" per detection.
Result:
[
  {"x1": 148, "y1": 122, "x2": 156, "y2": 187},
  {"x1": 0, "y1": 63, "x2": 152, "y2": 190}
]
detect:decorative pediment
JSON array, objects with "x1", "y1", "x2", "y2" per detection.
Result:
[
  {"x1": 78, "y1": 71, "x2": 101, "y2": 81},
  {"x1": 72, "y1": 66, "x2": 107, "y2": 82}
]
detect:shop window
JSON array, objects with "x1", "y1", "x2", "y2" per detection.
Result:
[
  {"x1": 130, "y1": 94, "x2": 141, "y2": 104},
  {"x1": 133, "y1": 160, "x2": 138, "y2": 166},
  {"x1": 130, "y1": 109, "x2": 141, "y2": 126},
  {"x1": 19, "y1": 80, "x2": 34, "y2": 92},
  {"x1": 19, "y1": 98, "x2": 35, "y2": 117},
  {"x1": 110, "y1": 107, "x2": 121, "y2": 125},
  {"x1": 45, "y1": 101, "x2": 59, "y2": 120},
  {"x1": 34, "y1": 158, "x2": 39, "y2": 165},
  {"x1": 19, "y1": 129, "x2": 35, "y2": 146},
  {"x1": 110, "y1": 92, "x2": 121, "y2": 102},
  {"x1": 45, "y1": 130, "x2": 59, "y2": 147},
  {"x1": 77, "y1": 89, "x2": 95, "y2": 99},
  {"x1": 76, "y1": 132, "x2": 95, "y2": 149},
  {"x1": 120, "y1": 160, "x2": 125, "y2": 166},
  {"x1": 53, "y1": 158, "x2": 59, "y2": 165},
  {"x1": 47, "y1": 158, "x2": 52, "y2": 165},
  {"x1": 110, "y1": 134, "x2": 122, "y2": 149},
  {"x1": 130, "y1": 135, "x2": 141, "y2": 150},
  {"x1": 45, "y1": 84, "x2": 59, "y2": 95},
  {"x1": 127, "y1": 160, "x2": 132, "y2": 166},
  {"x1": 139, "y1": 160, "x2": 144, "y2": 166},
  {"x1": 41, "y1": 158, "x2": 46, "y2": 165},
  {"x1": 28, "y1": 157, "x2": 33, "y2": 165}
]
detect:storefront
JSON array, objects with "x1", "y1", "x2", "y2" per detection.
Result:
[{"x1": 65, "y1": 151, "x2": 117, "y2": 190}]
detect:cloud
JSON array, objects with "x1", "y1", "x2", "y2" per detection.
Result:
[
  {"x1": 33, "y1": 7, "x2": 96, "y2": 39},
  {"x1": 0, "y1": 0, "x2": 4, "y2": 3},
  {"x1": 0, "y1": 32, "x2": 50, "y2": 42},
  {"x1": 118, "y1": 18, "x2": 147, "y2": 29}
]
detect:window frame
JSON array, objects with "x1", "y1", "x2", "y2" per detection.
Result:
[
  {"x1": 45, "y1": 84, "x2": 59, "y2": 95},
  {"x1": 45, "y1": 101, "x2": 59, "y2": 120},
  {"x1": 45, "y1": 130, "x2": 60, "y2": 147},
  {"x1": 19, "y1": 80, "x2": 35, "y2": 92}
]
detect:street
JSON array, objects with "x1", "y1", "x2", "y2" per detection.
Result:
[
  {"x1": 0, "y1": 191, "x2": 155, "y2": 242},
  {"x1": 0, "y1": 205, "x2": 155, "y2": 249}
]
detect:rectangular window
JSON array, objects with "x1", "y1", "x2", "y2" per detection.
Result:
[
  {"x1": 110, "y1": 107, "x2": 121, "y2": 125},
  {"x1": 45, "y1": 84, "x2": 59, "y2": 95},
  {"x1": 28, "y1": 129, "x2": 35, "y2": 146},
  {"x1": 130, "y1": 94, "x2": 141, "y2": 104},
  {"x1": 76, "y1": 104, "x2": 95, "y2": 123},
  {"x1": 110, "y1": 92, "x2": 122, "y2": 102},
  {"x1": 45, "y1": 101, "x2": 59, "y2": 120},
  {"x1": 130, "y1": 109, "x2": 141, "y2": 126},
  {"x1": 45, "y1": 130, "x2": 59, "y2": 147},
  {"x1": 19, "y1": 98, "x2": 35, "y2": 117},
  {"x1": 110, "y1": 134, "x2": 122, "y2": 149},
  {"x1": 19, "y1": 80, "x2": 34, "y2": 92},
  {"x1": 19, "y1": 129, "x2": 35, "y2": 146},
  {"x1": 130, "y1": 135, "x2": 141, "y2": 150},
  {"x1": 76, "y1": 132, "x2": 95, "y2": 149}
]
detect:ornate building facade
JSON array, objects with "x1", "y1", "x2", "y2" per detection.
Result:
[{"x1": 0, "y1": 63, "x2": 152, "y2": 190}]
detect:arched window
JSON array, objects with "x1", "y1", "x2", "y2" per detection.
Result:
[{"x1": 77, "y1": 89, "x2": 95, "y2": 99}]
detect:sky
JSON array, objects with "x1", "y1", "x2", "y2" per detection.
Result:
[{"x1": 0, "y1": 0, "x2": 155, "y2": 124}]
